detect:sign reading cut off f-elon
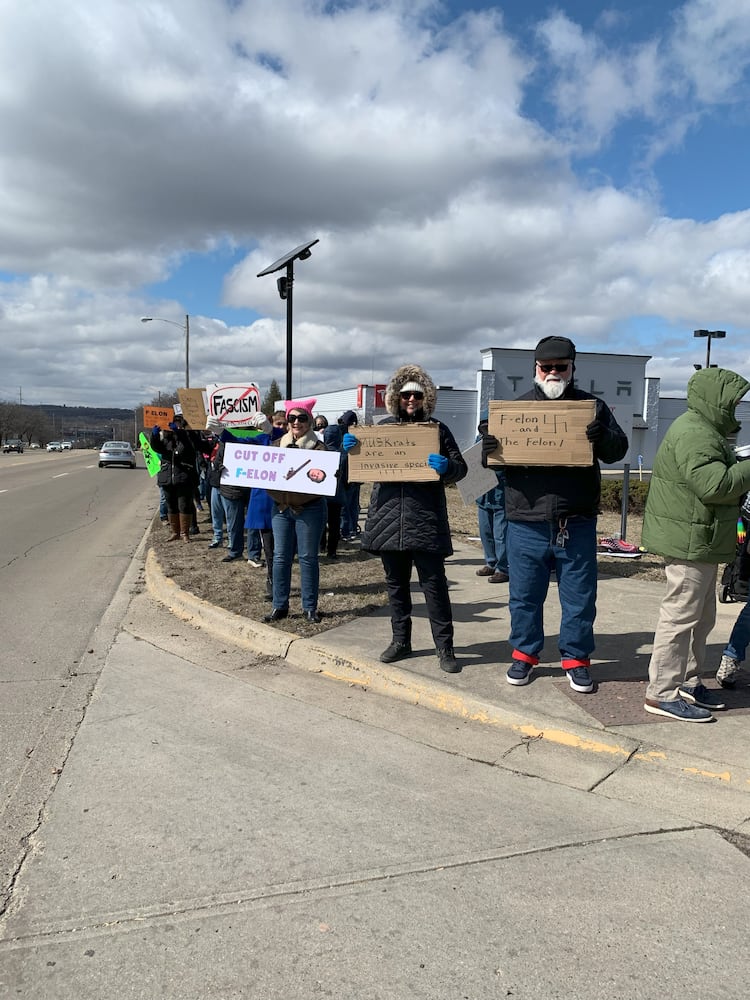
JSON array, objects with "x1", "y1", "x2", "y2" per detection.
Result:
[
  {"x1": 221, "y1": 444, "x2": 341, "y2": 497},
  {"x1": 486, "y1": 400, "x2": 595, "y2": 467}
]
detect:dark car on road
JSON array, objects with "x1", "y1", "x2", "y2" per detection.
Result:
[{"x1": 3, "y1": 439, "x2": 24, "y2": 453}]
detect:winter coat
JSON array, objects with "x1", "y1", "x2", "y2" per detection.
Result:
[
  {"x1": 503, "y1": 383, "x2": 628, "y2": 522},
  {"x1": 642, "y1": 367, "x2": 750, "y2": 563},
  {"x1": 150, "y1": 428, "x2": 197, "y2": 488},
  {"x1": 361, "y1": 364, "x2": 468, "y2": 556},
  {"x1": 244, "y1": 432, "x2": 275, "y2": 530},
  {"x1": 266, "y1": 426, "x2": 327, "y2": 513}
]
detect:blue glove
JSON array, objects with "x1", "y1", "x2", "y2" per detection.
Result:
[
  {"x1": 343, "y1": 433, "x2": 358, "y2": 453},
  {"x1": 152, "y1": 425, "x2": 161, "y2": 435},
  {"x1": 427, "y1": 453, "x2": 448, "y2": 475},
  {"x1": 168, "y1": 421, "x2": 179, "y2": 432}
]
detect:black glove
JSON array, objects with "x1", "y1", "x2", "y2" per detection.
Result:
[
  {"x1": 586, "y1": 419, "x2": 605, "y2": 443},
  {"x1": 481, "y1": 433, "x2": 499, "y2": 467}
]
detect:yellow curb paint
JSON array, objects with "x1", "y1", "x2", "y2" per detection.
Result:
[
  {"x1": 682, "y1": 767, "x2": 731, "y2": 783},
  {"x1": 516, "y1": 724, "x2": 631, "y2": 757},
  {"x1": 633, "y1": 750, "x2": 667, "y2": 763}
]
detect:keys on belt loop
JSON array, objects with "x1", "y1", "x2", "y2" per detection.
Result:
[{"x1": 555, "y1": 518, "x2": 569, "y2": 549}]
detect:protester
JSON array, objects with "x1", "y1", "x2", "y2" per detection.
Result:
[
  {"x1": 642, "y1": 367, "x2": 750, "y2": 721},
  {"x1": 263, "y1": 399, "x2": 328, "y2": 624},
  {"x1": 475, "y1": 412, "x2": 509, "y2": 584},
  {"x1": 481, "y1": 336, "x2": 628, "y2": 693},
  {"x1": 204, "y1": 416, "x2": 226, "y2": 548},
  {"x1": 272, "y1": 411, "x2": 288, "y2": 434},
  {"x1": 346, "y1": 365, "x2": 467, "y2": 673},
  {"x1": 243, "y1": 412, "x2": 276, "y2": 601},
  {"x1": 716, "y1": 478, "x2": 750, "y2": 688},
  {"x1": 338, "y1": 409, "x2": 361, "y2": 540},
  {"x1": 150, "y1": 421, "x2": 198, "y2": 542},
  {"x1": 320, "y1": 421, "x2": 345, "y2": 559},
  {"x1": 314, "y1": 414, "x2": 328, "y2": 433},
  {"x1": 216, "y1": 441, "x2": 250, "y2": 562}
]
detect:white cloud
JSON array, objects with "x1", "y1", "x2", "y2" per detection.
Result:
[{"x1": 0, "y1": 1, "x2": 750, "y2": 407}]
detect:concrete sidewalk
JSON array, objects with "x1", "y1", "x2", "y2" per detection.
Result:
[{"x1": 145, "y1": 539, "x2": 750, "y2": 830}]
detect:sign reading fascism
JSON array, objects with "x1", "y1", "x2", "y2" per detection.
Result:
[{"x1": 206, "y1": 383, "x2": 262, "y2": 426}]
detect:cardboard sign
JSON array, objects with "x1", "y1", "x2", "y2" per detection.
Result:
[
  {"x1": 138, "y1": 431, "x2": 161, "y2": 478},
  {"x1": 221, "y1": 443, "x2": 340, "y2": 497},
  {"x1": 178, "y1": 388, "x2": 209, "y2": 431},
  {"x1": 457, "y1": 441, "x2": 500, "y2": 505},
  {"x1": 347, "y1": 423, "x2": 440, "y2": 483},
  {"x1": 487, "y1": 400, "x2": 595, "y2": 467},
  {"x1": 143, "y1": 405, "x2": 174, "y2": 428},
  {"x1": 206, "y1": 383, "x2": 261, "y2": 426}
]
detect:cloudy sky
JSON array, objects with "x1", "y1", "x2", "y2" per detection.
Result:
[{"x1": 2, "y1": 0, "x2": 750, "y2": 409}]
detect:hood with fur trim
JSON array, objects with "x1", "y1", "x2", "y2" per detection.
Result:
[{"x1": 385, "y1": 364, "x2": 437, "y2": 418}]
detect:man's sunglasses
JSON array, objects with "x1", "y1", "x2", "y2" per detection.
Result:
[
  {"x1": 536, "y1": 362, "x2": 570, "y2": 374},
  {"x1": 400, "y1": 391, "x2": 424, "y2": 400},
  {"x1": 288, "y1": 414, "x2": 309, "y2": 423}
]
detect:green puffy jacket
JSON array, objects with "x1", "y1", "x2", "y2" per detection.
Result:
[{"x1": 642, "y1": 367, "x2": 750, "y2": 563}]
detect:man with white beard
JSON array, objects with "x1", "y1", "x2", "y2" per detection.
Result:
[{"x1": 481, "y1": 336, "x2": 628, "y2": 694}]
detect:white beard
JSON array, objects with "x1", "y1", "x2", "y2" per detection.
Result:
[{"x1": 534, "y1": 374, "x2": 569, "y2": 399}]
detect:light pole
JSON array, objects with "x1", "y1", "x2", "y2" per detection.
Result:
[
  {"x1": 141, "y1": 314, "x2": 190, "y2": 387},
  {"x1": 257, "y1": 239, "x2": 319, "y2": 400},
  {"x1": 693, "y1": 329, "x2": 726, "y2": 370}
]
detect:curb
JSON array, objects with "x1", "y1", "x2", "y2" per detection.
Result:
[{"x1": 144, "y1": 548, "x2": 750, "y2": 802}]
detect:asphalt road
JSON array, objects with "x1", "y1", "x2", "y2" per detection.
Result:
[{"x1": 0, "y1": 449, "x2": 155, "y2": 907}]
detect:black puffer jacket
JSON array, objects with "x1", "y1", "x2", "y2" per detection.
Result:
[
  {"x1": 151, "y1": 428, "x2": 197, "y2": 488},
  {"x1": 361, "y1": 364, "x2": 468, "y2": 555},
  {"x1": 503, "y1": 382, "x2": 628, "y2": 522}
]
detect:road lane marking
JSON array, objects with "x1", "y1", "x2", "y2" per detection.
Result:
[{"x1": 52, "y1": 473, "x2": 69, "y2": 479}]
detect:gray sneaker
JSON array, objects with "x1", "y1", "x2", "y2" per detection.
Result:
[
  {"x1": 716, "y1": 654, "x2": 741, "y2": 689},
  {"x1": 644, "y1": 698, "x2": 713, "y2": 722}
]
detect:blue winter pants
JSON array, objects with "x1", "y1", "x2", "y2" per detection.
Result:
[{"x1": 507, "y1": 518, "x2": 597, "y2": 666}]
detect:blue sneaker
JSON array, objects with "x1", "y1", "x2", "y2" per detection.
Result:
[
  {"x1": 678, "y1": 682, "x2": 726, "y2": 711},
  {"x1": 644, "y1": 698, "x2": 713, "y2": 722},
  {"x1": 506, "y1": 659, "x2": 533, "y2": 686},
  {"x1": 566, "y1": 666, "x2": 594, "y2": 693}
]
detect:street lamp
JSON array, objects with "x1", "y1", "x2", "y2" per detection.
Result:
[
  {"x1": 693, "y1": 329, "x2": 726, "y2": 370},
  {"x1": 257, "y1": 239, "x2": 319, "y2": 400},
  {"x1": 141, "y1": 314, "x2": 190, "y2": 388}
]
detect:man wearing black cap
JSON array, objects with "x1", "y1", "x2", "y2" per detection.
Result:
[{"x1": 482, "y1": 335, "x2": 628, "y2": 693}]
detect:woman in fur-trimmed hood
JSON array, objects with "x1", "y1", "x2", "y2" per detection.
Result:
[
  {"x1": 384, "y1": 364, "x2": 438, "y2": 420},
  {"x1": 355, "y1": 363, "x2": 467, "y2": 674}
]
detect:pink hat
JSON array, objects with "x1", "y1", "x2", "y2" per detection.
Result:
[{"x1": 284, "y1": 397, "x2": 317, "y2": 419}]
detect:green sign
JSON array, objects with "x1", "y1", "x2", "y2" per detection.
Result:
[{"x1": 139, "y1": 432, "x2": 161, "y2": 478}]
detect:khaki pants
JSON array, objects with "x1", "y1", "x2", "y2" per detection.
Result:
[{"x1": 646, "y1": 559, "x2": 718, "y2": 702}]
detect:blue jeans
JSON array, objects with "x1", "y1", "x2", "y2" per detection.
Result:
[
  {"x1": 507, "y1": 518, "x2": 597, "y2": 665},
  {"x1": 221, "y1": 494, "x2": 246, "y2": 557},
  {"x1": 210, "y1": 486, "x2": 225, "y2": 544},
  {"x1": 341, "y1": 484, "x2": 361, "y2": 537},
  {"x1": 271, "y1": 499, "x2": 327, "y2": 612},
  {"x1": 724, "y1": 601, "x2": 750, "y2": 662},
  {"x1": 159, "y1": 486, "x2": 168, "y2": 520},
  {"x1": 246, "y1": 528, "x2": 263, "y2": 561},
  {"x1": 477, "y1": 503, "x2": 508, "y2": 573}
]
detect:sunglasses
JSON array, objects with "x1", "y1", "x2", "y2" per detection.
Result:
[
  {"x1": 288, "y1": 414, "x2": 309, "y2": 423},
  {"x1": 536, "y1": 362, "x2": 570, "y2": 373},
  {"x1": 400, "y1": 391, "x2": 424, "y2": 400}
]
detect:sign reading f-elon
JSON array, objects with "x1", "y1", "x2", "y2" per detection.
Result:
[
  {"x1": 487, "y1": 400, "x2": 594, "y2": 467},
  {"x1": 206, "y1": 383, "x2": 261, "y2": 426}
]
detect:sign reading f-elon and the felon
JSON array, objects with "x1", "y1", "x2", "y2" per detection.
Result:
[
  {"x1": 206, "y1": 383, "x2": 261, "y2": 426},
  {"x1": 486, "y1": 400, "x2": 595, "y2": 467}
]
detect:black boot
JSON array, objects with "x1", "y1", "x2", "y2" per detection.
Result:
[
  {"x1": 380, "y1": 640, "x2": 412, "y2": 663},
  {"x1": 437, "y1": 647, "x2": 461, "y2": 674}
]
